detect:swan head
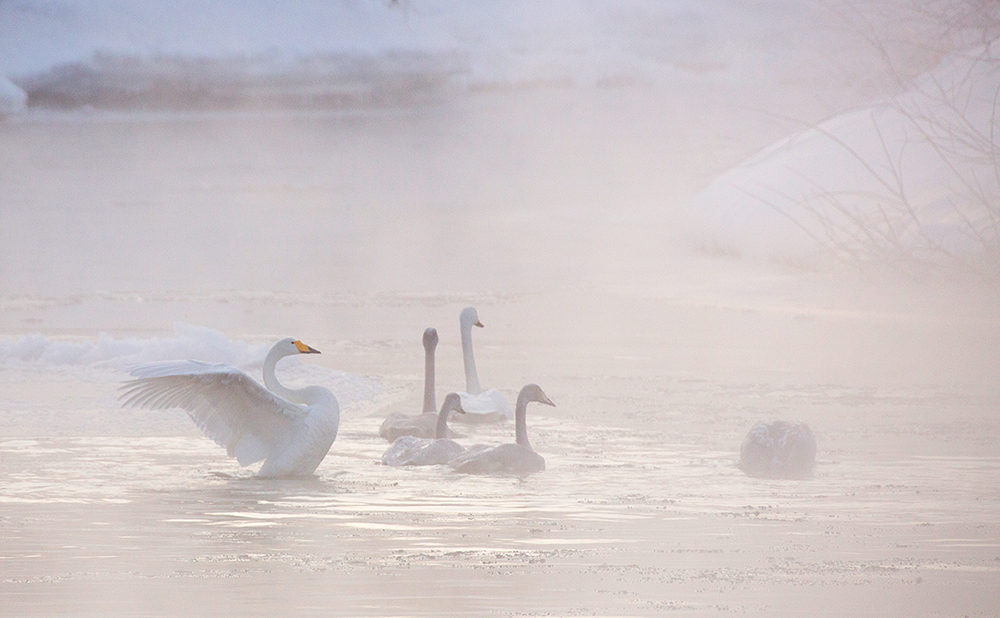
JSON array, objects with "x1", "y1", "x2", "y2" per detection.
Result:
[
  {"x1": 460, "y1": 306, "x2": 484, "y2": 329},
  {"x1": 274, "y1": 337, "x2": 321, "y2": 356},
  {"x1": 518, "y1": 384, "x2": 555, "y2": 407},
  {"x1": 263, "y1": 338, "x2": 323, "y2": 398},
  {"x1": 435, "y1": 392, "x2": 466, "y2": 439},
  {"x1": 422, "y1": 327, "x2": 439, "y2": 350}
]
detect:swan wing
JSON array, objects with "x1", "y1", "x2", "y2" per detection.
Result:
[
  {"x1": 384, "y1": 436, "x2": 465, "y2": 466},
  {"x1": 382, "y1": 436, "x2": 431, "y2": 466},
  {"x1": 120, "y1": 360, "x2": 307, "y2": 465},
  {"x1": 457, "y1": 389, "x2": 512, "y2": 421}
]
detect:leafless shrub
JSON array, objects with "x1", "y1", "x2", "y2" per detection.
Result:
[{"x1": 761, "y1": 1, "x2": 1000, "y2": 287}]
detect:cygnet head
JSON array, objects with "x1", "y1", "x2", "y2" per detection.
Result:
[
  {"x1": 422, "y1": 327, "x2": 439, "y2": 350},
  {"x1": 460, "y1": 307, "x2": 484, "y2": 329},
  {"x1": 436, "y1": 392, "x2": 466, "y2": 439},
  {"x1": 519, "y1": 384, "x2": 555, "y2": 407},
  {"x1": 441, "y1": 392, "x2": 466, "y2": 414}
]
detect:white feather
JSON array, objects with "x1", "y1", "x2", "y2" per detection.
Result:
[{"x1": 457, "y1": 389, "x2": 512, "y2": 422}]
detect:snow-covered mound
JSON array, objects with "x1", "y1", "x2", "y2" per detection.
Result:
[
  {"x1": 0, "y1": 323, "x2": 381, "y2": 407},
  {"x1": 691, "y1": 46, "x2": 1000, "y2": 267}
]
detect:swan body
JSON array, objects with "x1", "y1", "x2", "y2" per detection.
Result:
[
  {"x1": 739, "y1": 421, "x2": 816, "y2": 479},
  {"x1": 382, "y1": 393, "x2": 466, "y2": 466},
  {"x1": 449, "y1": 384, "x2": 553, "y2": 475},
  {"x1": 454, "y1": 307, "x2": 512, "y2": 423},
  {"x1": 379, "y1": 412, "x2": 440, "y2": 442},
  {"x1": 379, "y1": 328, "x2": 458, "y2": 441},
  {"x1": 120, "y1": 338, "x2": 340, "y2": 478}
]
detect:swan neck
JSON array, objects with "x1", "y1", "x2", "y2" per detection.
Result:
[
  {"x1": 460, "y1": 322, "x2": 482, "y2": 395},
  {"x1": 263, "y1": 346, "x2": 301, "y2": 403},
  {"x1": 422, "y1": 342, "x2": 436, "y2": 413},
  {"x1": 435, "y1": 403, "x2": 453, "y2": 440},
  {"x1": 514, "y1": 391, "x2": 531, "y2": 449}
]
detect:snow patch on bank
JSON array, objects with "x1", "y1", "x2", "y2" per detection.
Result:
[{"x1": 0, "y1": 0, "x2": 817, "y2": 111}]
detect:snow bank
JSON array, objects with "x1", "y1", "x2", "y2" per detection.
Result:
[
  {"x1": 1, "y1": 0, "x2": 464, "y2": 110},
  {"x1": 690, "y1": 46, "x2": 1000, "y2": 267},
  {"x1": 0, "y1": 0, "x2": 810, "y2": 111}
]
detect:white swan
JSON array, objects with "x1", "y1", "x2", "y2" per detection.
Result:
[
  {"x1": 455, "y1": 307, "x2": 512, "y2": 423},
  {"x1": 739, "y1": 421, "x2": 816, "y2": 479},
  {"x1": 379, "y1": 328, "x2": 459, "y2": 442},
  {"x1": 449, "y1": 384, "x2": 554, "y2": 475},
  {"x1": 120, "y1": 338, "x2": 340, "y2": 478},
  {"x1": 382, "y1": 392, "x2": 467, "y2": 466}
]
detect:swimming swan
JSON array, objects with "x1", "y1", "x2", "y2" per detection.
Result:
[
  {"x1": 382, "y1": 392, "x2": 467, "y2": 466},
  {"x1": 739, "y1": 421, "x2": 816, "y2": 479},
  {"x1": 455, "y1": 307, "x2": 512, "y2": 423},
  {"x1": 120, "y1": 338, "x2": 340, "y2": 478},
  {"x1": 379, "y1": 328, "x2": 458, "y2": 442},
  {"x1": 449, "y1": 384, "x2": 554, "y2": 475}
]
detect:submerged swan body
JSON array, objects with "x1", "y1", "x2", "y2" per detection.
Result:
[
  {"x1": 454, "y1": 307, "x2": 512, "y2": 423},
  {"x1": 449, "y1": 384, "x2": 553, "y2": 475},
  {"x1": 120, "y1": 338, "x2": 340, "y2": 478},
  {"x1": 379, "y1": 328, "x2": 458, "y2": 442},
  {"x1": 739, "y1": 421, "x2": 816, "y2": 479},
  {"x1": 382, "y1": 392, "x2": 466, "y2": 466}
]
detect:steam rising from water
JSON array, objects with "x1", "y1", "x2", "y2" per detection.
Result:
[{"x1": 2, "y1": 1, "x2": 1000, "y2": 616}]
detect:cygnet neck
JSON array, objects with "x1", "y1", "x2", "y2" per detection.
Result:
[
  {"x1": 435, "y1": 393, "x2": 461, "y2": 439},
  {"x1": 514, "y1": 389, "x2": 533, "y2": 449},
  {"x1": 422, "y1": 328, "x2": 437, "y2": 413},
  {"x1": 513, "y1": 385, "x2": 554, "y2": 449}
]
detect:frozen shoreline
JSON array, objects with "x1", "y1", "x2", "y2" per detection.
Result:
[{"x1": 0, "y1": 0, "x2": 827, "y2": 108}]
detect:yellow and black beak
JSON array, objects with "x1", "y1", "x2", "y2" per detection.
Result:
[
  {"x1": 293, "y1": 340, "x2": 321, "y2": 354},
  {"x1": 474, "y1": 320, "x2": 484, "y2": 328}
]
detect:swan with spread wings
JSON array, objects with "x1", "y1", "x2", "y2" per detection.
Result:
[{"x1": 120, "y1": 338, "x2": 340, "y2": 478}]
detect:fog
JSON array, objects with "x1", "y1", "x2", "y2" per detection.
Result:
[{"x1": 2, "y1": 1, "x2": 999, "y2": 616}]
